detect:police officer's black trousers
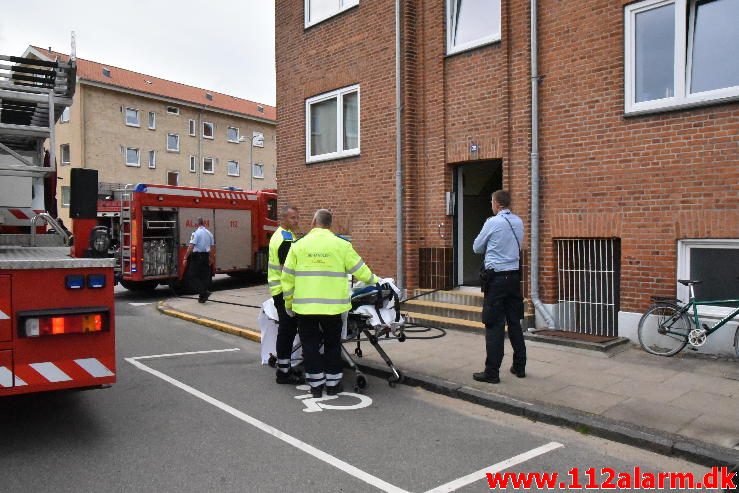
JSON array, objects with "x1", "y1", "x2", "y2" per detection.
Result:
[
  {"x1": 273, "y1": 294, "x2": 298, "y2": 374},
  {"x1": 187, "y1": 252, "x2": 212, "y2": 301},
  {"x1": 481, "y1": 271, "x2": 526, "y2": 375},
  {"x1": 296, "y1": 314, "x2": 343, "y2": 388}
]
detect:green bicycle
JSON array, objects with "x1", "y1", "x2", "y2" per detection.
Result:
[{"x1": 638, "y1": 279, "x2": 739, "y2": 357}]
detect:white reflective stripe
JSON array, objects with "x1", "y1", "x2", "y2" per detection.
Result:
[
  {"x1": 0, "y1": 308, "x2": 9, "y2": 320},
  {"x1": 142, "y1": 186, "x2": 202, "y2": 197},
  {"x1": 0, "y1": 366, "x2": 26, "y2": 387},
  {"x1": 268, "y1": 263, "x2": 283, "y2": 271},
  {"x1": 264, "y1": 225, "x2": 278, "y2": 231},
  {"x1": 305, "y1": 373, "x2": 325, "y2": 379},
  {"x1": 282, "y1": 267, "x2": 296, "y2": 276},
  {"x1": 326, "y1": 373, "x2": 342, "y2": 380},
  {"x1": 347, "y1": 260, "x2": 365, "y2": 274},
  {"x1": 294, "y1": 271, "x2": 346, "y2": 278},
  {"x1": 74, "y1": 358, "x2": 114, "y2": 378},
  {"x1": 293, "y1": 298, "x2": 351, "y2": 305},
  {"x1": 282, "y1": 288, "x2": 294, "y2": 297},
  {"x1": 268, "y1": 281, "x2": 281, "y2": 288},
  {"x1": 29, "y1": 362, "x2": 72, "y2": 382}
]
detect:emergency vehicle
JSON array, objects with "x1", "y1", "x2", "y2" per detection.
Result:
[
  {"x1": 103, "y1": 184, "x2": 278, "y2": 292},
  {"x1": 0, "y1": 51, "x2": 116, "y2": 396}
]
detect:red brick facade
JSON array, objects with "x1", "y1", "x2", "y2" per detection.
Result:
[{"x1": 276, "y1": 1, "x2": 739, "y2": 321}]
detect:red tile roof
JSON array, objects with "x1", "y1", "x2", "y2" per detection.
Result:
[{"x1": 30, "y1": 47, "x2": 276, "y2": 122}]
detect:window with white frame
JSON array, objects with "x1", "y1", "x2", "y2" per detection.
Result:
[
  {"x1": 167, "y1": 106, "x2": 180, "y2": 115},
  {"x1": 125, "y1": 107, "x2": 140, "y2": 127},
  {"x1": 677, "y1": 239, "x2": 739, "y2": 314},
  {"x1": 203, "y1": 157, "x2": 215, "y2": 174},
  {"x1": 61, "y1": 186, "x2": 70, "y2": 207},
  {"x1": 252, "y1": 131, "x2": 264, "y2": 148},
  {"x1": 167, "y1": 133, "x2": 180, "y2": 152},
  {"x1": 227, "y1": 160, "x2": 240, "y2": 176},
  {"x1": 167, "y1": 171, "x2": 179, "y2": 186},
  {"x1": 189, "y1": 155, "x2": 196, "y2": 173},
  {"x1": 306, "y1": 85, "x2": 360, "y2": 163},
  {"x1": 203, "y1": 122, "x2": 214, "y2": 139},
  {"x1": 446, "y1": 0, "x2": 501, "y2": 55},
  {"x1": 60, "y1": 144, "x2": 70, "y2": 165},
  {"x1": 252, "y1": 162, "x2": 264, "y2": 179},
  {"x1": 625, "y1": 0, "x2": 739, "y2": 114},
  {"x1": 148, "y1": 111, "x2": 156, "y2": 130},
  {"x1": 305, "y1": 0, "x2": 359, "y2": 28},
  {"x1": 189, "y1": 119, "x2": 196, "y2": 136},
  {"x1": 125, "y1": 147, "x2": 140, "y2": 167},
  {"x1": 60, "y1": 107, "x2": 70, "y2": 123},
  {"x1": 227, "y1": 126, "x2": 240, "y2": 143},
  {"x1": 148, "y1": 150, "x2": 156, "y2": 169}
]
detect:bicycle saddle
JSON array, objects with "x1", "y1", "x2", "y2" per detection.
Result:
[{"x1": 677, "y1": 279, "x2": 703, "y2": 286}]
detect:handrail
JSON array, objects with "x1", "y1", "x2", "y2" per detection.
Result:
[{"x1": 30, "y1": 213, "x2": 71, "y2": 246}]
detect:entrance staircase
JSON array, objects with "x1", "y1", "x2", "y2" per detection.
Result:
[{"x1": 401, "y1": 288, "x2": 486, "y2": 331}]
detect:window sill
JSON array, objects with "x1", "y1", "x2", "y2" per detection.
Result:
[
  {"x1": 227, "y1": 140, "x2": 240, "y2": 144},
  {"x1": 166, "y1": 149, "x2": 180, "y2": 153},
  {"x1": 203, "y1": 136, "x2": 214, "y2": 140},
  {"x1": 125, "y1": 123, "x2": 141, "y2": 128},
  {"x1": 252, "y1": 176, "x2": 264, "y2": 180},
  {"x1": 228, "y1": 174, "x2": 240, "y2": 178},
  {"x1": 148, "y1": 127, "x2": 156, "y2": 131},
  {"x1": 60, "y1": 162, "x2": 71, "y2": 166},
  {"x1": 125, "y1": 163, "x2": 141, "y2": 168},
  {"x1": 306, "y1": 149, "x2": 360, "y2": 164},
  {"x1": 446, "y1": 36, "x2": 501, "y2": 57},
  {"x1": 625, "y1": 91, "x2": 739, "y2": 117},
  {"x1": 202, "y1": 171, "x2": 215, "y2": 175}
]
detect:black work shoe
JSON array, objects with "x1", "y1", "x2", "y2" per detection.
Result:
[
  {"x1": 276, "y1": 371, "x2": 304, "y2": 385},
  {"x1": 473, "y1": 372, "x2": 500, "y2": 384},
  {"x1": 198, "y1": 297, "x2": 206, "y2": 303},
  {"x1": 310, "y1": 385, "x2": 323, "y2": 398},
  {"x1": 326, "y1": 382, "x2": 344, "y2": 396},
  {"x1": 510, "y1": 367, "x2": 526, "y2": 378}
]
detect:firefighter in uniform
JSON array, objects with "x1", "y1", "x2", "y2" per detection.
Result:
[
  {"x1": 183, "y1": 217, "x2": 215, "y2": 303},
  {"x1": 268, "y1": 205, "x2": 303, "y2": 385},
  {"x1": 281, "y1": 209, "x2": 380, "y2": 398}
]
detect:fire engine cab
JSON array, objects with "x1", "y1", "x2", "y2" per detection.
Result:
[{"x1": 0, "y1": 51, "x2": 116, "y2": 396}]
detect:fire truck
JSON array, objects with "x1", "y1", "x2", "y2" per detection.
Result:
[
  {"x1": 0, "y1": 51, "x2": 116, "y2": 396},
  {"x1": 101, "y1": 184, "x2": 278, "y2": 292}
]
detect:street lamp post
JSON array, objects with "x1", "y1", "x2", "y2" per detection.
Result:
[{"x1": 240, "y1": 132, "x2": 255, "y2": 191}]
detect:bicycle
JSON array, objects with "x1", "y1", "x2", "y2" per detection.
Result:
[{"x1": 637, "y1": 279, "x2": 739, "y2": 357}]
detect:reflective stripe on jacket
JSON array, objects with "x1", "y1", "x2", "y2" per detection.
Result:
[
  {"x1": 281, "y1": 227, "x2": 379, "y2": 315},
  {"x1": 267, "y1": 227, "x2": 294, "y2": 296}
]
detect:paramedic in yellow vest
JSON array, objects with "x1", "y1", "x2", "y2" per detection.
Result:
[
  {"x1": 268, "y1": 205, "x2": 303, "y2": 385},
  {"x1": 281, "y1": 209, "x2": 380, "y2": 398}
]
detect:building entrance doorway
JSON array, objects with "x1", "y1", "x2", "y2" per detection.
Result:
[{"x1": 455, "y1": 160, "x2": 502, "y2": 286}]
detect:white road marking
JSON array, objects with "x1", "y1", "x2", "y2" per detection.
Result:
[
  {"x1": 423, "y1": 441, "x2": 564, "y2": 493},
  {"x1": 129, "y1": 302, "x2": 153, "y2": 307},
  {"x1": 129, "y1": 348, "x2": 240, "y2": 361},
  {"x1": 294, "y1": 392, "x2": 373, "y2": 413},
  {"x1": 126, "y1": 355, "x2": 409, "y2": 493}
]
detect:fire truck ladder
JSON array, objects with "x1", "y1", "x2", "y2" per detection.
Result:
[{"x1": 119, "y1": 184, "x2": 134, "y2": 277}]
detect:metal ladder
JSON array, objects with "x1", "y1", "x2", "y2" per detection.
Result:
[{"x1": 119, "y1": 184, "x2": 134, "y2": 277}]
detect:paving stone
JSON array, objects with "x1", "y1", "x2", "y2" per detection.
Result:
[
  {"x1": 605, "y1": 379, "x2": 689, "y2": 403},
  {"x1": 661, "y1": 372, "x2": 739, "y2": 398},
  {"x1": 541, "y1": 385, "x2": 628, "y2": 415},
  {"x1": 669, "y1": 390, "x2": 739, "y2": 420},
  {"x1": 677, "y1": 414, "x2": 739, "y2": 450},
  {"x1": 602, "y1": 397, "x2": 701, "y2": 434}
]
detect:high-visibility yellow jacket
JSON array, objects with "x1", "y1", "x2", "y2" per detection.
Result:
[
  {"x1": 267, "y1": 226, "x2": 295, "y2": 296},
  {"x1": 281, "y1": 227, "x2": 379, "y2": 315}
]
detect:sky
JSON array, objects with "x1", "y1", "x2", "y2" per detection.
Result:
[{"x1": 0, "y1": 0, "x2": 277, "y2": 106}]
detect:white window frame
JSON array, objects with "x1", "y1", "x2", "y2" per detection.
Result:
[
  {"x1": 148, "y1": 111, "x2": 156, "y2": 130},
  {"x1": 167, "y1": 133, "x2": 180, "y2": 152},
  {"x1": 677, "y1": 239, "x2": 739, "y2": 317},
  {"x1": 446, "y1": 0, "x2": 502, "y2": 55},
  {"x1": 227, "y1": 126, "x2": 240, "y2": 143},
  {"x1": 166, "y1": 106, "x2": 180, "y2": 115},
  {"x1": 60, "y1": 107, "x2": 70, "y2": 123},
  {"x1": 202, "y1": 157, "x2": 215, "y2": 174},
  {"x1": 202, "y1": 122, "x2": 214, "y2": 140},
  {"x1": 61, "y1": 186, "x2": 70, "y2": 207},
  {"x1": 189, "y1": 119, "x2": 196, "y2": 136},
  {"x1": 125, "y1": 107, "x2": 140, "y2": 127},
  {"x1": 227, "y1": 160, "x2": 240, "y2": 177},
  {"x1": 304, "y1": 0, "x2": 359, "y2": 28},
  {"x1": 624, "y1": 0, "x2": 739, "y2": 115},
  {"x1": 60, "y1": 144, "x2": 70, "y2": 165},
  {"x1": 252, "y1": 131, "x2": 264, "y2": 148},
  {"x1": 189, "y1": 155, "x2": 197, "y2": 173},
  {"x1": 125, "y1": 147, "x2": 141, "y2": 167},
  {"x1": 252, "y1": 162, "x2": 264, "y2": 179},
  {"x1": 305, "y1": 84, "x2": 360, "y2": 163},
  {"x1": 148, "y1": 150, "x2": 156, "y2": 169}
]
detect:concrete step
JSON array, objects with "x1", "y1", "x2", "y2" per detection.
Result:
[
  {"x1": 402, "y1": 310, "x2": 484, "y2": 332},
  {"x1": 401, "y1": 299, "x2": 482, "y2": 322},
  {"x1": 410, "y1": 289, "x2": 484, "y2": 307}
]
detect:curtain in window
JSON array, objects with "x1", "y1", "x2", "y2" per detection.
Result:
[
  {"x1": 453, "y1": 0, "x2": 499, "y2": 47},
  {"x1": 690, "y1": 0, "x2": 739, "y2": 93},
  {"x1": 343, "y1": 92, "x2": 359, "y2": 151},
  {"x1": 311, "y1": 98, "x2": 338, "y2": 156},
  {"x1": 635, "y1": 4, "x2": 675, "y2": 102}
]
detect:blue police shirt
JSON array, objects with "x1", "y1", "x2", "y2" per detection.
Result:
[
  {"x1": 190, "y1": 226, "x2": 214, "y2": 252},
  {"x1": 472, "y1": 209, "x2": 524, "y2": 271}
]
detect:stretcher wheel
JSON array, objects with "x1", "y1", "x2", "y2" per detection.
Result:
[
  {"x1": 398, "y1": 333, "x2": 406, "y2": 342},
  {"x1": 354, "y1": 347, "x2": 363, "y2": 357},
  {"x1": 268, "y1": 355, "x2": 277, "y2": 368},
  {"x1": 354, "y1": 374, "x2": 368, "y2": 392},
  {"x1": 388, "y1": 371, "x2": 403, "y2": 388}
]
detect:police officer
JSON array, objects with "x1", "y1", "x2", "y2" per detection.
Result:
[
  {"x1": 183, "y1": 217, "x2": 215, "y2": 303},
  {"x1": 472, "y1": 190, "x2": 526, "y2": 384},
  {"x1": 281, "y1": 209, "x2": 380, "y2": 398},
  {"x1": 268, "y1": 205, "x2": 303, "y2": 385}
]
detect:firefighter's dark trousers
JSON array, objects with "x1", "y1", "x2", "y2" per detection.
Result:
[
  {"x1": 273, "y1": 293, "x2": 298, "y2": 374},
  {"x1": 296, "y1": 314, "x2": 343, "y2": 389}
]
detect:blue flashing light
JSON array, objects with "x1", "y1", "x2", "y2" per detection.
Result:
[
  {"x1": 134, "y1": 183, "x2": 148, "y2": 192},
  {"x1": 87, "y1": 274, "x2": 106, "y2": 289},
  {"x1": 65, "y1": 274, "x2": 85, "y2": 289}
]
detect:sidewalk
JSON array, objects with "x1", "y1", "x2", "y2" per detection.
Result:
[{"x1": 159, "y1": 284, "x2": 739, "y2": 466}]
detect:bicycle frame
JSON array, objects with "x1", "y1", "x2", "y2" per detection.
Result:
[{"x1": 684, "y1": 284, "x2": 739, "y2": 336}]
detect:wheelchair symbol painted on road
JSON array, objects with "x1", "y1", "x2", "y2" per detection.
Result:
[{"x1": 294, "y1": 385, "x2": 372, "y2": 413}]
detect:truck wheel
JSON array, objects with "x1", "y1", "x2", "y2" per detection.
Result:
[{"x1": 120, "y1": 280, "x2": 159, "y2": 292}]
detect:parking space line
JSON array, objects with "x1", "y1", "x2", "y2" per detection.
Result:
[
  {"x1": 129, "y1": 348, "x2": 241, "y2": 361},
  {"x1": 423, "y1": 441, "x2": 564, "y2": 493},
  {"x1": 125, "y1": 355, "x2": 410, "y2": 493}
]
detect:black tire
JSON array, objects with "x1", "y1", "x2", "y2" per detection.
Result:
[
  {"x1": 638, "y1": 304, "x2": 690, "y2": 356},
  {"x1": 119, "y1": 280, "x2": 159, "y2": 292},
  {"x1": 734, "y1": 327, "x2": 739, "y2": 359}
]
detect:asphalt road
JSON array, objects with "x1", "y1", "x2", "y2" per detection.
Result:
[{"x1": 0, "y1": 282, "x2": 723, "y2": 492}]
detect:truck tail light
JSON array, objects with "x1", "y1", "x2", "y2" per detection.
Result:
[
  {"x1": 131, "y1": 244, "x2": 138, "y2": 272},
  {"x1": 23, "y1": 312, "x2": 107, "y2": 337}
]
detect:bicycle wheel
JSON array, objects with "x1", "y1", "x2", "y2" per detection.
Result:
[{"x1": 638, "y1": 304, "x2": 690, "y2": 356}]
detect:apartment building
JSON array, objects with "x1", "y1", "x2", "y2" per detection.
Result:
[
  {"x1": 24, "y1": 46, "x2": 276, "y2": 225},
  {"x1": 276, "y1": 1, "x2": 738, "y2": 353}
]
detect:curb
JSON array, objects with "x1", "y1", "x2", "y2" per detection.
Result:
[
  {"x1": 355, "y1": 360, "x2": 739, "y2": 469},
  {"x1": 157, "y1": 301, "x2": 261, "y2": 343}
]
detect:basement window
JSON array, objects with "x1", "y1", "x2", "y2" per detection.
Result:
[
  {"x1": 677, "y1": 239, "x2": 739, "y2": 315},
  {"x1": 446, "y1": 0, "x2": 501, "y2": 55}
]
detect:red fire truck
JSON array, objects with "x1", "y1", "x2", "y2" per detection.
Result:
[
  {"x1": 105, "y1": 184, "x2": 278, "y2": 292},
  {"x1": 0, "y1": 52, "x2": 116, "y2": 396}
]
